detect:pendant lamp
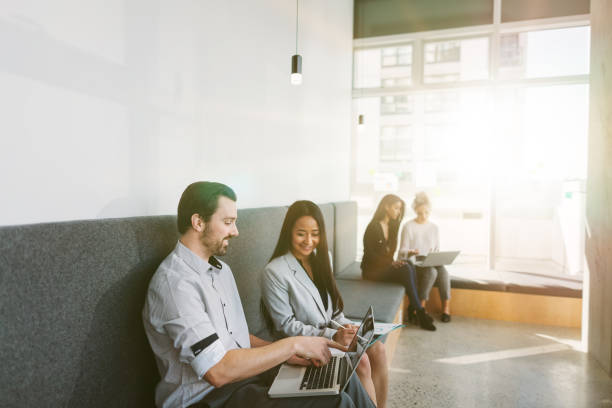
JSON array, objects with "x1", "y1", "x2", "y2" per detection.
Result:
[{"x1": 291, "y1": 0, "x2": 302, "y2": 85}]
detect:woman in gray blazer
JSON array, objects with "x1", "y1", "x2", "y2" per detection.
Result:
[{"x1": 262, "y1": 201, "x2": 388, "y2": 408}]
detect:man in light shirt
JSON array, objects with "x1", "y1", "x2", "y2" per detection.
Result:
[{"x1": 143, "y1": 181, "x2": 374, "y2": 408}]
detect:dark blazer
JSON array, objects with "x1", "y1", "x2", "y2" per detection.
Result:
[{"x1": 361, "y1": 221, "x2": 396, "y2": 279}]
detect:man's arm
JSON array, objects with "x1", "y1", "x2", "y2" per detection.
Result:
[
  {"x1": 250, "y1": 334, "x2": 313, "y2": 367},
  {"x1": 204, "y1": 336, "x2": 344, "y2": 388}
]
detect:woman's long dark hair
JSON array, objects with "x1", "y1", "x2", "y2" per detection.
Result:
[
  {"x1": 368, "y1": 194, "x2": 405, "y2": 251},
  {"x1": 269, "y1": 200, "x2": 344, "y2": 312}
]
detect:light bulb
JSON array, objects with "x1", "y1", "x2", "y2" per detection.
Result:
[{"x1": 291, "y1": 73, "x2": 302, "y2": 85}]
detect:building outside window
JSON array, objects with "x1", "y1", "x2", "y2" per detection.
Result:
[
  {"x1": 354, "y1": 44, "x2": 413, "y2": 88},
  {"x1": 424, "y1": 37, "x2": 489, "y2": 83}
]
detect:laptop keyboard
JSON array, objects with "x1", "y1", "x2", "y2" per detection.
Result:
[{"x1": 300, "y1": 356, "x2": 338, "y2": 390}]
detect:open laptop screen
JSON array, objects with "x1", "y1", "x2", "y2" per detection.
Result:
[{"x1": 346, "y1": 307, "x2": 375, "y2": 370}]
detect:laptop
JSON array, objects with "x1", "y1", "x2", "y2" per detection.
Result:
[
  {"x1": 413, "y1": 251, "x2": 460, "y2": 267},
  {"x1": 268, "y1": 306, "x2": 376, "y2": 398}
]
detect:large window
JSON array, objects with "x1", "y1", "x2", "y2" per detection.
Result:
[{"x1": 352, "y1": 13, "x2": 590, "y2": 277}]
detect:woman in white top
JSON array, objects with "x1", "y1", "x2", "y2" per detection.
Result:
[
  {"x1": 399, "y1": 192, "x2": 452, "y2": 322},
  {"x1": 262, "y1": 200, "x2": 388, "y2": 407}
]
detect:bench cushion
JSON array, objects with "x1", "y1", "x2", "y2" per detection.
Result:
[
  {"x1": 336, "y1": 278, "x2": 404, "y2": 323},
  {"x1": 500, "y1": 271, "x2": 582, "y2": 298},
  {"x1": 336, "y1": 261, "x2": 363, "y2": 280},
  {"x1": 438, "y1": 268, "x2": 582, "y2": 298},
  {"x1": 445, "y1": 268, "x2": 507, "y2": 292}
]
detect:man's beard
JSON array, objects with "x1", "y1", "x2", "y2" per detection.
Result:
[{"x1": 200, "y1": 231, "x2": 231, "y2": 256}]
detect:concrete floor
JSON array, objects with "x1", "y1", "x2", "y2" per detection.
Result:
[{"x1": 387, "y1": 316, "x2": 612, "y2": 408}]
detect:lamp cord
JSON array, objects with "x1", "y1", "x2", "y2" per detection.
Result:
[{"x1": 295, "y1": 0, "x2": 299, "y2": 54}]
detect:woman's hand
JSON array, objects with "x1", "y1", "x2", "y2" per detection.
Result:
[
  {"x1": 391, "y1": 260, "x2": 406, "y2": 268},
  {"x1": 332, "y1": 325, "x2": 357, "y2": 346}
]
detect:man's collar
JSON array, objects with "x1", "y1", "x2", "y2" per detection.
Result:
[
  {"x1": 175, "y1": 241, "x2": 223, "y2": 274},
  {"x1": 208, "y1": 256, "x2": 222, "y2": 270}
]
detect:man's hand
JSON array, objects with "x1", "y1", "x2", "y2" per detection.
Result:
[
  {"x1": 292, "y1": 337, "x2": 347, "y2": 367},
  {"x1": 332, "y1": 325, "x2": 357, "y2": 346},
  {"x1": 286, "y1": 355, "x2": 311, "y2": 366},
  {"x1": 391, "y1": 260, "x2": 406, "y2": 268}
]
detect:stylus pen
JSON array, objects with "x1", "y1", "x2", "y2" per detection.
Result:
[{"x1": 330, "y1": 319, "x2": 367, "y2": 342}]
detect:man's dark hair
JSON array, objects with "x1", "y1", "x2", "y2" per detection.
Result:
[{"x1": 177, "y1": 181, "x2": 237, "y2": 234}]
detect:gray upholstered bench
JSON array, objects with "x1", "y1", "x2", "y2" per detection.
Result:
[
  {"x1": 336, "y1": 279, "x2": 405, "y2": 324},
  {"x1": 333, "y1": 262, "x2": 405, "y2": 324},
  {"x1": 0, "y1": 216, "x2": 175, "y2": 407},
  {"x1": 1, "y1": 200, "x2": 398, "y2": 407}
]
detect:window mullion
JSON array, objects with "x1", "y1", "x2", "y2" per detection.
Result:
[{"x1": 413, "y1": 38, "x2": 424, "y2": 87}]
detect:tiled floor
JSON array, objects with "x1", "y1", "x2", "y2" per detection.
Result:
[{"x1": 387, "y1": 316, "x2": 612, "y2": 408}]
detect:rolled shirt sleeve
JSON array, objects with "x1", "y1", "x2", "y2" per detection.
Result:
[{"x1": 189, "y1": 334, "x2": 226, "y2": 379}]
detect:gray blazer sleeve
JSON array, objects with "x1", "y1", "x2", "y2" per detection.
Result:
[{"x1": 261, "y1": 262, "x2": 336, "y2": 339}]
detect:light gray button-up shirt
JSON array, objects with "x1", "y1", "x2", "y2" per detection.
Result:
[{"x1": 143, "y1": 241, "x2": 250, "y2": 408}]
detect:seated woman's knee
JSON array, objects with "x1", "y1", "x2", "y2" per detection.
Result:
[
  {"x1": 356, "y1": 353, "x2": 372, "y2": 377},
  {"x1": 368, "y1": 341, "x2": 386, "y2": 362},
  {"x1": 436, "y1": 265, "x2": 449, "y2": 278}
]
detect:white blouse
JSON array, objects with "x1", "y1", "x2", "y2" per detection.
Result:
[{"x1": 399, "y1": 219, "x2": 440, "y2": 258}]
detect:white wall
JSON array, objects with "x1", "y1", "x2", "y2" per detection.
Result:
[{"x1": 0, "y1": 0, "x2": 353, "y2": 226}]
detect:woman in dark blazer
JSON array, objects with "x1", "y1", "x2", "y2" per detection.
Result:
[
  {"x1": 262, "y1": 200, "x2": 387, "y2": 407},
  {"x1": 362, "y1": 194, "x2": 436, "y2": 331}
]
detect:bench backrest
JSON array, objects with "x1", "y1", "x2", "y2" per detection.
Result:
[
  {"x1": 221, "y1": 206, "x2": 287, "y2": 340},
  {"x1": 0, "y1": 216, "x2": 177, "y2": 407},
  {"x1": 0, "y1": 202, "x2": 357, "y2": 407},
  {"x1": 333, "y1": 201, "x2": 358, "y2": 275}
]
